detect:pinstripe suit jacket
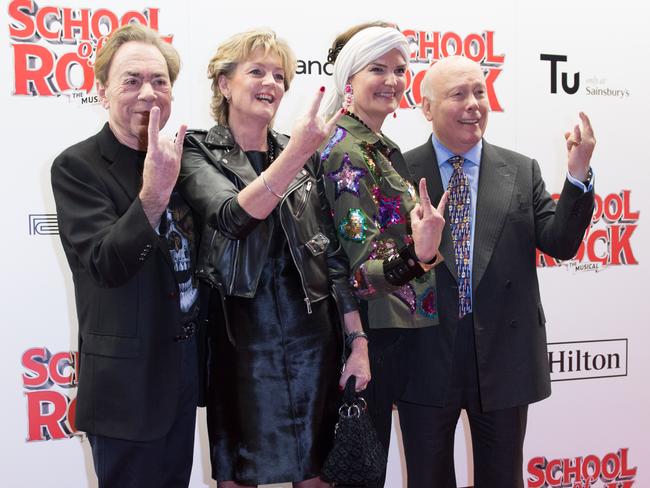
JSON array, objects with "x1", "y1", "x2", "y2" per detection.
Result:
[{"x1": 403, "y1": 138, "x2": 594, "y2": 410}]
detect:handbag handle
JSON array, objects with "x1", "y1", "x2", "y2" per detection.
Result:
[{"x1": 343, "y1": 375, "x2": 358, "y2": 403}]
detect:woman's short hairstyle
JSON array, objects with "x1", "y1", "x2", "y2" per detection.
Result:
[
  {"x1": 94, "y1": 24, "x2": 181, "y2": 86},
  {"x1": 207, "y1": 29, "x2": 297, "y2": 125}
]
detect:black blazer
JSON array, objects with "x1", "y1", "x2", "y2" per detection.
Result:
[
  {"x1": 403, "y1": 138, "x2": 594, "y2": 411},
  {"x1": 51, "y1": 123, "x2": 198, "y2": 441}
]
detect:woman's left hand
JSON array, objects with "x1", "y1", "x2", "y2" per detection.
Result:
[
  {"x1": 340, "y1": 346, "x2": 371, "y2": 392},
  {"x1": 283, "y1": 87, "x2": 344, "y2": 165}
]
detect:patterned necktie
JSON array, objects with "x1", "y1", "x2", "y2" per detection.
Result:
[{"x1": 447, "y1": 155, "x2": 472, "y2": 318}]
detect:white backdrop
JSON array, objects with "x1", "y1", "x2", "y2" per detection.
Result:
[{"x1": 1, "y1": 0, "x2": 647, "y2": 486}]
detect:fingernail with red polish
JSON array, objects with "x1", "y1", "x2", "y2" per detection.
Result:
[
  {"x1": 320, "y1": 86, "x2": 325, "y2": 92},
  {"x1": 341, "y1": 108, "x2": 346, "y2": 114}
]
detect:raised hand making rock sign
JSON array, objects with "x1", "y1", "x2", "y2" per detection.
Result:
[{"x1": 139, "y1": 106, "x2": 187, "y2": 226}]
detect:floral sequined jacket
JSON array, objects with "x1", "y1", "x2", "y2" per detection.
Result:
[{"x1": 321, "y1": 114, "x2": 439, "y2": 329}]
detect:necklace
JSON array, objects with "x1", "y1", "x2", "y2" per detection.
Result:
[
  {"x1": 266, "y1": 132, "x2": 276, "y2": 166},
  {"x1": 346, "y1": 111, "x2": 382, "y2": 136}
]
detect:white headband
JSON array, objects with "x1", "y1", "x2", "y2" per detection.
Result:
[{"x1": 323, "y1": 26, "x2": 410, "y2": 118}]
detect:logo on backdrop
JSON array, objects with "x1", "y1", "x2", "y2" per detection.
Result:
[
  {"x1": 298, "y1": 29, "x2": 506, "y2": 112},
  {"x1": 22, "y1": 347, "x2": 79, "y2": 441},
  {"x1": 540, "y1": 53, "x2": 630, "y2": 98},
  {"x1": 8, "y1": 0, "x2": 166, "y2": 100},
  {"x1": 528, "y1": 448, "x2": 637, "y2": 487},
  {"x1": 28, "y1": 213, "x2": 58, "y2": 235},
  {"x1": 537, "y1": 190, "x2": 640, "y2": 271},
  {"x1": 402, "y1": 30, "x2": 505, "y2": 111},
  {"x1": 547, "y1": 339, "x2": 627, "y2": 382}
]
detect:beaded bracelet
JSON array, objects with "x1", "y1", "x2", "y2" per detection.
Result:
[{"x1": 260, "y1": 171, "x2": 285, "y2": 199}]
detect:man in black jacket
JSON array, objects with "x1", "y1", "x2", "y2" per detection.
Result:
[
  {"x1": 402, "y1": 55, "x2": 596, "y2": 487},
  {"x1": 51, "y1": 24, "x2": 200, "y2": 487}
]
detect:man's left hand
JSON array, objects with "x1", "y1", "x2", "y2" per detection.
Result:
[{"x1": 565, "y1": 112, "x2": 596, "y2": 181}]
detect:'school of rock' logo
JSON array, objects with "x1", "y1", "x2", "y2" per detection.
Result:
[
  {"x1": 400, "y1": 29, "x2": 505, "y2": 111},
  {"x1": 22, "y1": 347, "x2": 79, "y2": 441},
  {"x1": 8, "y1": 0, "x2": 166, "y2": 100},
  {"x1": 537, "y1": 190, "x2": 639, "y2": 272},
  {"x1": 528, "y1": 449, "x2": 637, "y2": 487}
]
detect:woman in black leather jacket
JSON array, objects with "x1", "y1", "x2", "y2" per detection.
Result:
[{"x1": 178, "y1": 29, "x2": 370, "y2": 488}]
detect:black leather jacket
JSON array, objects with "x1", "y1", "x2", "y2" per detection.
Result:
[{"x1": 178, "y1": 125, "x2": 357, "y2": 327}]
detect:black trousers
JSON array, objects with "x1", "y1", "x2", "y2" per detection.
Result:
[
  {"x1": 87, "y1": 335, "x2": 199, "y2": 488},
  {"x1": 365, "y1": 317, "x2": 528, "y2": 488},
  {"x1": 398, "y1": 401, "x2": 528, "y2": 488},
  {"x1": 363, "y1": 327, "x2": 416, "y2": 488},
  {"x1": 400, "y1": 314, "x2": 528, "y2": 488}
]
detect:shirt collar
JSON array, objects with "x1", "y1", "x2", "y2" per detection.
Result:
[{"x1": 430, "y1": 133, "x2": 482, "y2": 170}]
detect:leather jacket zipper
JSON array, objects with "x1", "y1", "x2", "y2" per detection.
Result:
[
  {"x1": 228, "y1": 240, "x2": 240, "y2": 292},
  {"x1": 294, "y1": 180, "x2": 313, "y2": 218},
  {"x1": 279, "y1": 173, "x2": 313, "y2": 314}
]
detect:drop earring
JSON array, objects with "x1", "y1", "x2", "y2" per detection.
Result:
[{"x1": 343, "y1": 83, "x2": 353, "y2": 110}]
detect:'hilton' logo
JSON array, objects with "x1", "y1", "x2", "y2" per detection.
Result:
[{"x1": 547, "y1": 339, "x2": 627, "y2": 382}]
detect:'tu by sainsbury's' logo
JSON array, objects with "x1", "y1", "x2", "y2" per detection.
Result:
[
  {"x1": 537, "y1": 190, "x2": 639, "y2": 271},
  {"x1": 540, "y1": 54, "x2": 630, "y2": 99},
  {"x1": 22, "y1": 347, "x2": 79, "y2": 441},
  {"x1": 8, "y1": 0, "x2": 165, "y2": 98}
]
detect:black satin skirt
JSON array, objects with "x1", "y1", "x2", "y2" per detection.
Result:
[{"x1": 206, "y1": 236, "x2": 340, "y2": 485}]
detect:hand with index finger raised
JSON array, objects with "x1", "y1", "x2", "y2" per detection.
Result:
[
  {"x1": 147, "y1": 106, "x2": 161, "y2": 151},
  {"x1": 285, "y1": 86, "x2": 343, "y2": 165},
  {"x1": 567, "y1": 111, "x2": 596, "y2": 181}
]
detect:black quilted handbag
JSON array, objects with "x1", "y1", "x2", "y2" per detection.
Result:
[{"x1": 321, "y1": 375, "x2": 387, "y2": 486}]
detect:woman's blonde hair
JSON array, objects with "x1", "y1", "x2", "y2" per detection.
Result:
[{"x1": 207, "y1": 29, "x2": 296, "y2": 125}]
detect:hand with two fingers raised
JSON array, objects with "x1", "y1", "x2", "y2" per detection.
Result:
[
  {"x1": 410, "y1": 178, "x2": 448, "y2": 265},
  {"x1": 139, "y1": 106, "x2": 187, "y2": 227}
]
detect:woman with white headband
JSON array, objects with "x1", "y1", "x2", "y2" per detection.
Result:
[{"x1": 321, "y1": 23, "x2": 447, "y2": 487}]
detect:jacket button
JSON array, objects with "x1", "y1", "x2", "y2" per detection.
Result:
[
  {"x1": 505, "y1": 280, "x2": 512, "y2": 289},
  {"x1": 509, "y1": 320, "x2": 518, "y2": 328}
]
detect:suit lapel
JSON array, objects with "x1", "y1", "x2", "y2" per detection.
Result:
[
  {"x1": 472, "y1": 141, "x2": 517, "y2": 291},
  {"x1": 98, "y1": 124, "x2": 143, "y2": 202},
  {"x1": 98, "y1": 124, "x2": 175, "y2": 273},
  {"x1": 407, "y1": 140, "x2": 457, "y2": 281}
]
